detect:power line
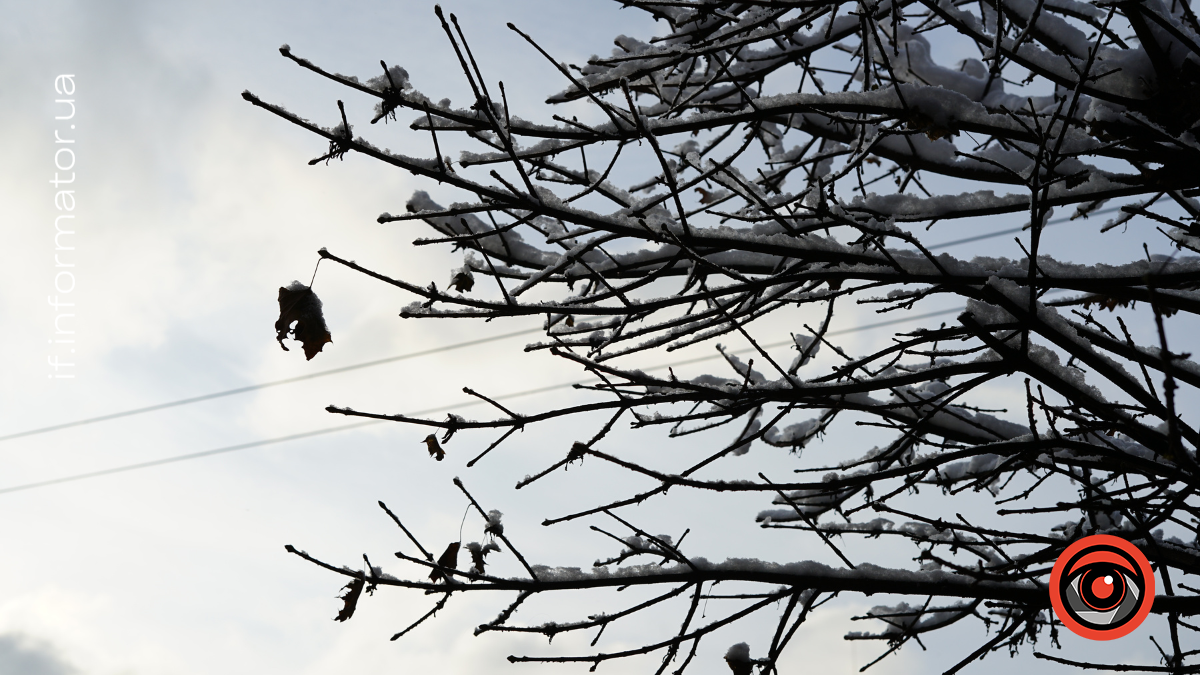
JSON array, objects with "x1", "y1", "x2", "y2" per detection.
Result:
[
  {"x1": 3, "y1": 207, "x2": 1114, "y2": 446},
  {"x1": 0, "y1": 421, "x2": 382, "y2": 496},
  {"x1": 0, "y1": 326, "x2": 542, "y2": 443},
  {"x1": 0, "y1": 378, "x2": 597, "y2": 496},
  {"x1": 0, "y1": 293, "x2": 957, "y2": 445},
  {"x1": 0, "y1": 304, "x2": 971, "y2": 496}
]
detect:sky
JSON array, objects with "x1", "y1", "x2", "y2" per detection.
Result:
[{"x1": 0, "y1": 1, "x2": 1192, "y2": 674}]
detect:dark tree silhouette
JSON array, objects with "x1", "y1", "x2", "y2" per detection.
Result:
[{"x1": 246, "y1": 0, "x2": 1200, "y2": 672}]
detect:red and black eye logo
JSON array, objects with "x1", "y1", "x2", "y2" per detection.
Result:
[{"x1": 1050, "y1": 534, "x2": 1154, "y2": 640}]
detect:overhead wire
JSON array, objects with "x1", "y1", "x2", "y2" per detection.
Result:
[
  {"x1": 0, "y1": 326, "x2": 542, "y2": 443},
  {"x1": 0, "y1": 305, "x2": 973, "y2": 495},
  {"x1": 0, "y1": 378, "x2": 578, "y2": 496},
  {"x1": 0, "y1": 204, "x2": 1113, "y2": 494},
  {"x1": 0, "y1": 206, "x2": 1114, "y2": 445}
]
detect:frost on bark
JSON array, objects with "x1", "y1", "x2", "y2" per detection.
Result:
[{"x1": 247, "y1": 0, "x2": 1200, "y2": 672}]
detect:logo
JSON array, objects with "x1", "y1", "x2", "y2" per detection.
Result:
[{"x1": 1050, "y1": 534, "x2": 1154, "y2": 640}]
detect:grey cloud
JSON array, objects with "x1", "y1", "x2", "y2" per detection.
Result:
[{"x1": 0, "y1": 634, "x2": 77, "y2": 675}]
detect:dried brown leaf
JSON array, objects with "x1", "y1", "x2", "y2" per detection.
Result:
[
  {"x1": 334, "y1": 578, "x2": 365, "y2": 622},
  {"x1": 430, "y1": 541, "x2": 460, "y2": 581},
  {"x1": 450, "y1": 269, "x2": 474, "y2": 293},
  {"x1": 465, "y1": 541, "x2": 502, "y2": 575},
  {"x1": 275, "y1": 282, "x2": 332, "y2": 360},
  {"x1": 464, "y1": 542, "x2": 484, "y2": 574},
  {"x1": 423, "y1": 434, "x2": 445, "y2": 461}
]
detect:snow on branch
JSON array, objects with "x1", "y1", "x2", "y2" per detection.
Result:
[{"x1": 252, "y1": 0, "x2": 1200, "y2": 672}]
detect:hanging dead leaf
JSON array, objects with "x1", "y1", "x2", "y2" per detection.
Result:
[
  {"x1": 864, "y1": 156, "x2": 881, "y2": 165},
  {"x1": 449, "y1": 266, "x2": 475, "y2": 293},
  {"x1": 695, "y1": 187, "x2": 721, "y2": 204},
  {"x1": 275, "y1": 281, "x2": 332, "y2": 360},
  {"x1": 464, "y1": 541, "x2": 500, "y2": 575},
  {"x1": 334, "y1": 578, "x2": 365, "y2": 622},
  {"x1": 423, "y1": 434, "x2": 445, "y2": 461},
  {"x1": 430, "y1": 541, "x2": 460, "y2": 581},
  {"x1": 465, "y1": 542, "x2": 485, "y2": 574}
]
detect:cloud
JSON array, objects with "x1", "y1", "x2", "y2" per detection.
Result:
[{"x1": 0, "y1": 634, "x2": 77, "y2": 675}]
